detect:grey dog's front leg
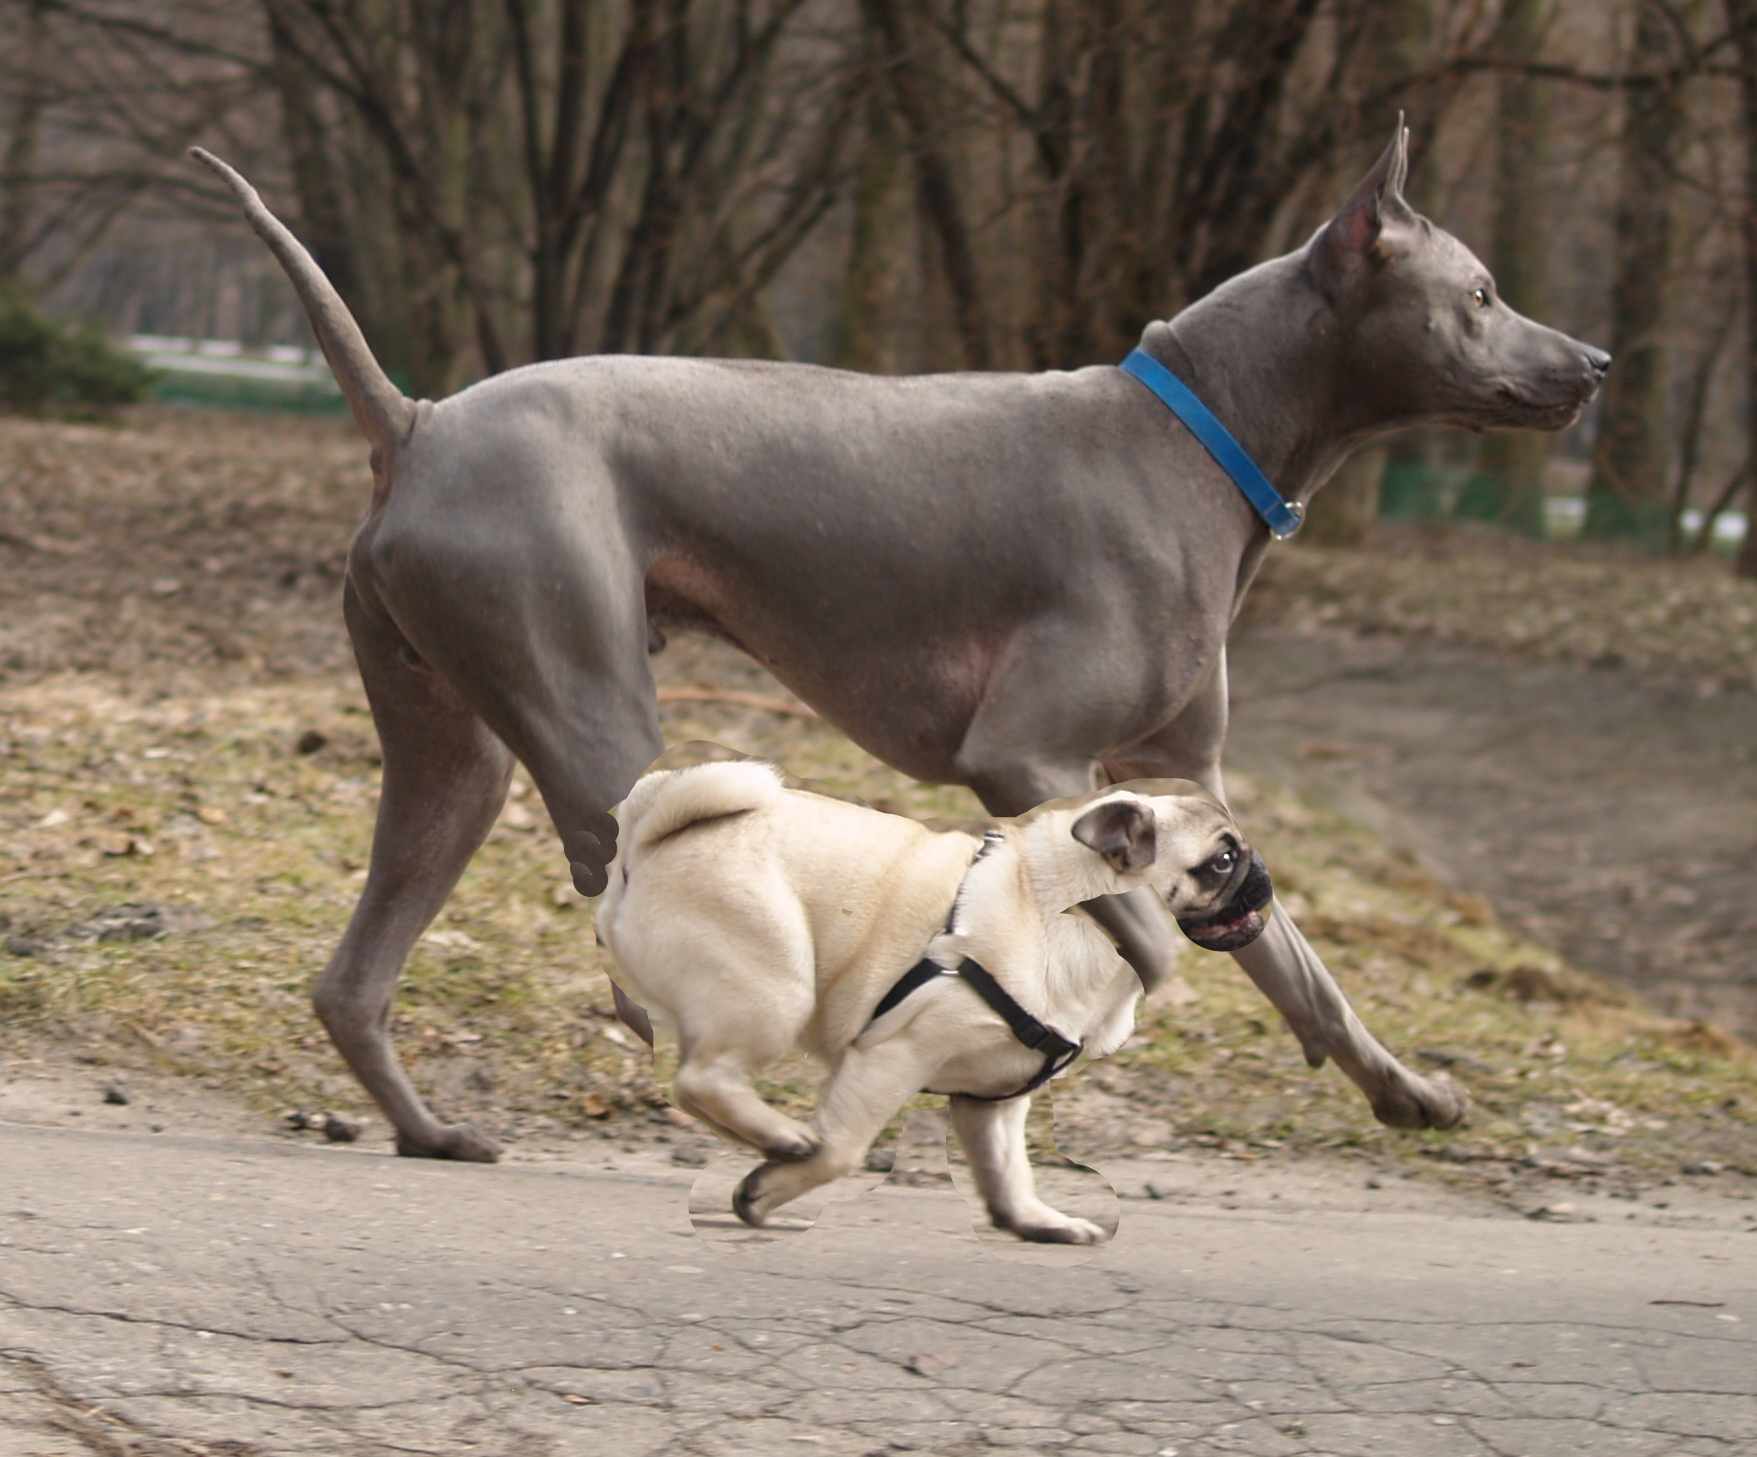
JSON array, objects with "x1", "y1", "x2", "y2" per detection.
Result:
[
  {"x1": 1080, "y1": 890, "x2": 1184, "y2": 992},
  {"x1": 1087, "y1": 883, "x2": 1466, "y2": 1130},
  {"x1": 1102, "y1": 653, "x2": 1463, "y2": 1131},
  {"x1": 1232, "y1": 902, "x2": 1466, "y2": 1129}
]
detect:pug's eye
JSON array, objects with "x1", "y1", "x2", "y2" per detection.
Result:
[
  {"x1": 1471, "y1": 286, "x2": 1491, "y2": 309},
  {"x1": 1206, "y1": 848, "x2": 1237, "y2": 876}
]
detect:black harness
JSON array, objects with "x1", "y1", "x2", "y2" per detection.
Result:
[{"x1": 864, "y1": 834, "x2": 1083, "y2": 1102}]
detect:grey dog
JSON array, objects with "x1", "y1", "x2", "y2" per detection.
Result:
[{"x1": 190, "y1": 122, "x2": 1606, "y2": 1162}]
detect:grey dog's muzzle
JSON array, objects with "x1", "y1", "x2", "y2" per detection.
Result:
[{"x1": 1176, "y1": 852, "x2": 1274, "y2": 952}]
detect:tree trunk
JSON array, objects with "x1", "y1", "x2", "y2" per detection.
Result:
[
  {"x1": 266, "y1": 12, "x2": 384, "y2": 367},
  {"x1": 1462, "y1": 0, "x2": 1553, "y2": 538},
  {"x1": 0, "y1": 0, "x2": 48, "y2": 288},
  {"x1": 1730, "y1": 0, "x2": 1757, "y2": 576},
  {"x1": 863, "y1": 0, "x2": 989, "y2": 369},
  {"x1": 1170, "y1": 0, "x2": 1328, "y2": 306},
  {"x1": 835, "y1": 59, "x2": 908, "y2": 373},
  {"x1": 1584, "y1": 1, "x2": 1680, "y2": 546},
  {"x1": 1315, "y1": 8, "x2": 1420, "y2": 527},
  {"x1": 1301, "y1": 447, "x2": 1388, "y2": 546}
]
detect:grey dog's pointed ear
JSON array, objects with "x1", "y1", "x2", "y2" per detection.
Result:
[
  {"x1": 1071, "y1": 797, "x2": 1157, "y2": 873},
  {"x1": 1314, "y1": 115, "x2": 1415, "y2": 290}
]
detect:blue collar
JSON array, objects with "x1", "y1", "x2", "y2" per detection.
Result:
[{"x1": 1120, "y1": 349, "x2": 1305, "y2": 540}]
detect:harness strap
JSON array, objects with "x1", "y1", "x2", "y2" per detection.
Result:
[
  {"x1": 866, "y1": 955, "x2": 1083, "y2": 1102},
  {"x1": 862, "y1": 829, "x2": 1081, "y2": 1101},
  {"x1": 956, "y1": 959, "x2": 1080, "y2": 1060},
  {"x1": 869, "y1": 959, "x2": 947, "y2": 1023},
  {"x1": 1119, "y1": 348, "x2": 1305, "y2": 540}
]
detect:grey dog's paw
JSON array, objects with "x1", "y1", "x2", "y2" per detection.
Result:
[
  {"x1": 395, "y1": 1122, "x2": 503, "y2": 1162},
  {"x1": 1371, "y1": 1072, "x2": 1469, "y2": 1131}
]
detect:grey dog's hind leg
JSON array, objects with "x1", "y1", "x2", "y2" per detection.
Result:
[
  {"x1": 369, "y1": 522, "x2": 662, "y2": 901},
  {"x1": 611, "y1": 983, "x2": 655, "y2": 1047},
  {"x1": 314, "y1": 581, "x2": 516, "y2": 1161}
]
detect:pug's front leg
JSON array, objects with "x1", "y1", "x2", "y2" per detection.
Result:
[{"x1": 948, "y1": 1094, "x2": 1107, "y2": 1244}]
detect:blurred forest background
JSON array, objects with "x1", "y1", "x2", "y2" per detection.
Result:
[{"x1": 5, "y1": 0, "x2": 1757, "y2": 568}]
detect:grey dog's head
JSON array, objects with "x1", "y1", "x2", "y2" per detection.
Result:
[{"x1": 1307, "y1": 120, "x2": 1609, "y2": 433}]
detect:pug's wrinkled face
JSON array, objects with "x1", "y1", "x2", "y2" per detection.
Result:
[{"x1": 1069, "y1": 787, "x2": 1274, "y2": 952}]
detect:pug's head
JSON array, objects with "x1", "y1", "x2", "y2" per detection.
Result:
[{"x1": 1068, "y1": 783, "x2": 1273, "y2": 952}]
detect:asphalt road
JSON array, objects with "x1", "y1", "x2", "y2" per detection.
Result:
[{"x1": 2, "y1": 1108, "x2": 1753, "y2": 1457}]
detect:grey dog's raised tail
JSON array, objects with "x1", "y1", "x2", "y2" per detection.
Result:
[{"x1": 188, "y1": 148, "x2": 415, "y2": 458}]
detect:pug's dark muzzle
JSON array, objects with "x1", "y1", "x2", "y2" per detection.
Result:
[{"x1": 1177, "y1": 852, "x2": 1273, "y2": 952}]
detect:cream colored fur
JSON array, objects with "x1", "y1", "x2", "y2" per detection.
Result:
[
  {"x1": 617, "y1": 759, "x2": 784, "y2": 861},
  {"x1": 596, "y1": 763, "x2": 1252, "y2": 1244}
]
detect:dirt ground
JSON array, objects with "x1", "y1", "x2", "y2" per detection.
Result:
[
  {"x1": 1241, "y1": 528, "x2": 1757, "y2": 1041},
  {"x1": 1227, "y1": 624, "x2": 1757, "y2": 1040},
  {"x1": 2, "y1": 408, "x2": 1754, "y2": 1222}
]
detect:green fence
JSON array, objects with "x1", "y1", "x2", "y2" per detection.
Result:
[
  {"x1": 129, "y1": 336, "x2": 349, "y2": 417},
  {"x1": 1372, "y1": 456, "x2": 1746, "y2": 551}
]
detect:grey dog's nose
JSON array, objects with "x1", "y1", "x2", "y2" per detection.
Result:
[{"x1": 1584, "y1": 345, "x2": 1612, "y2": 375}]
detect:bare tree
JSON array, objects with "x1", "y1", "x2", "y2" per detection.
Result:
[
  {"x1": 844, "y1": 0, "x2": 1510, "y2": 377},
  {"x1": 0, "y1": 1, "x2": 261, "y2": 299},
  {"x1": 1461, "y1": 0, "x2": 1554, "y2": 537},
  {"x1": 1303, "y1": 0, "x2": 1458, "y2": 546},
  {"x1": 249, "y1": 0, "x2": 857, "y2": 396},
  {"x1": 1584, "y1": 0, "x2": 1685, "y2": 544},
  {"x1": 833, "y1": 8, "x2": 910, "y2": 371}
]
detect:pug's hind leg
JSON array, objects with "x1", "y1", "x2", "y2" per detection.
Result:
[
  {"x1": 672, "y1": 1042, "x2": 821, "y2": 1163},
  {"x1": 668, "y1": 971, "x2": 819, "y2": 1160},
  {"x1": 948, "y1": 1094, "x2": 1108, "y2": 1245},
  {"x1": 733, "y1": 1039, "x2": 928, "y2": 1227}
]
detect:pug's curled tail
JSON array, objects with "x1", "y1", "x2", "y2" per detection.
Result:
[
  {"x1": 187, "y1": 148, "x2": 415, "y2": 464},
  {"x1": 615, "y1": 761, "x2": 784, "y2": 868}
]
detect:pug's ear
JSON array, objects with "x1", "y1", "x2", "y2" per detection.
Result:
[{"x1": 1071, "y1": 798, "x2": 1157, "y2": 873}]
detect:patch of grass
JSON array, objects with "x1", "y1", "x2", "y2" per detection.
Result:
[
  {"x1": 1060, "y1": 772, "x2": 1757, "y2": 1191},
  {"x1": 0, "y1": 645, "x2": 995, "y2": 1141},
  {"x1": 0, "y1": 409, "x2": 1750, "y2": 1193},
  {"x1": 1253, "y1": 524, "x2": 1757, "y2": 694},
  {"x1": 3, "y1": 646, "x2": 1751, "y2": 1195}
]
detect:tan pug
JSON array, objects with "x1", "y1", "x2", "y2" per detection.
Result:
[{"x1": 594, "y1": 761, "x2": 1272, "y2": 1244}]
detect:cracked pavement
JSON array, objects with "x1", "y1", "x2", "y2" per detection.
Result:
[{"x1": 1, "y1": 1110, "x2": 1753, "y2": 1456}]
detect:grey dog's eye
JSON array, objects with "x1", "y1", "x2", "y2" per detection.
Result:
[
  {"x1": 1206, "y1": 848, "x2": 1237, "y2": 876},
  {"x1": 1471, "y1": 286, "x2": 1491, "y2": 309}
]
